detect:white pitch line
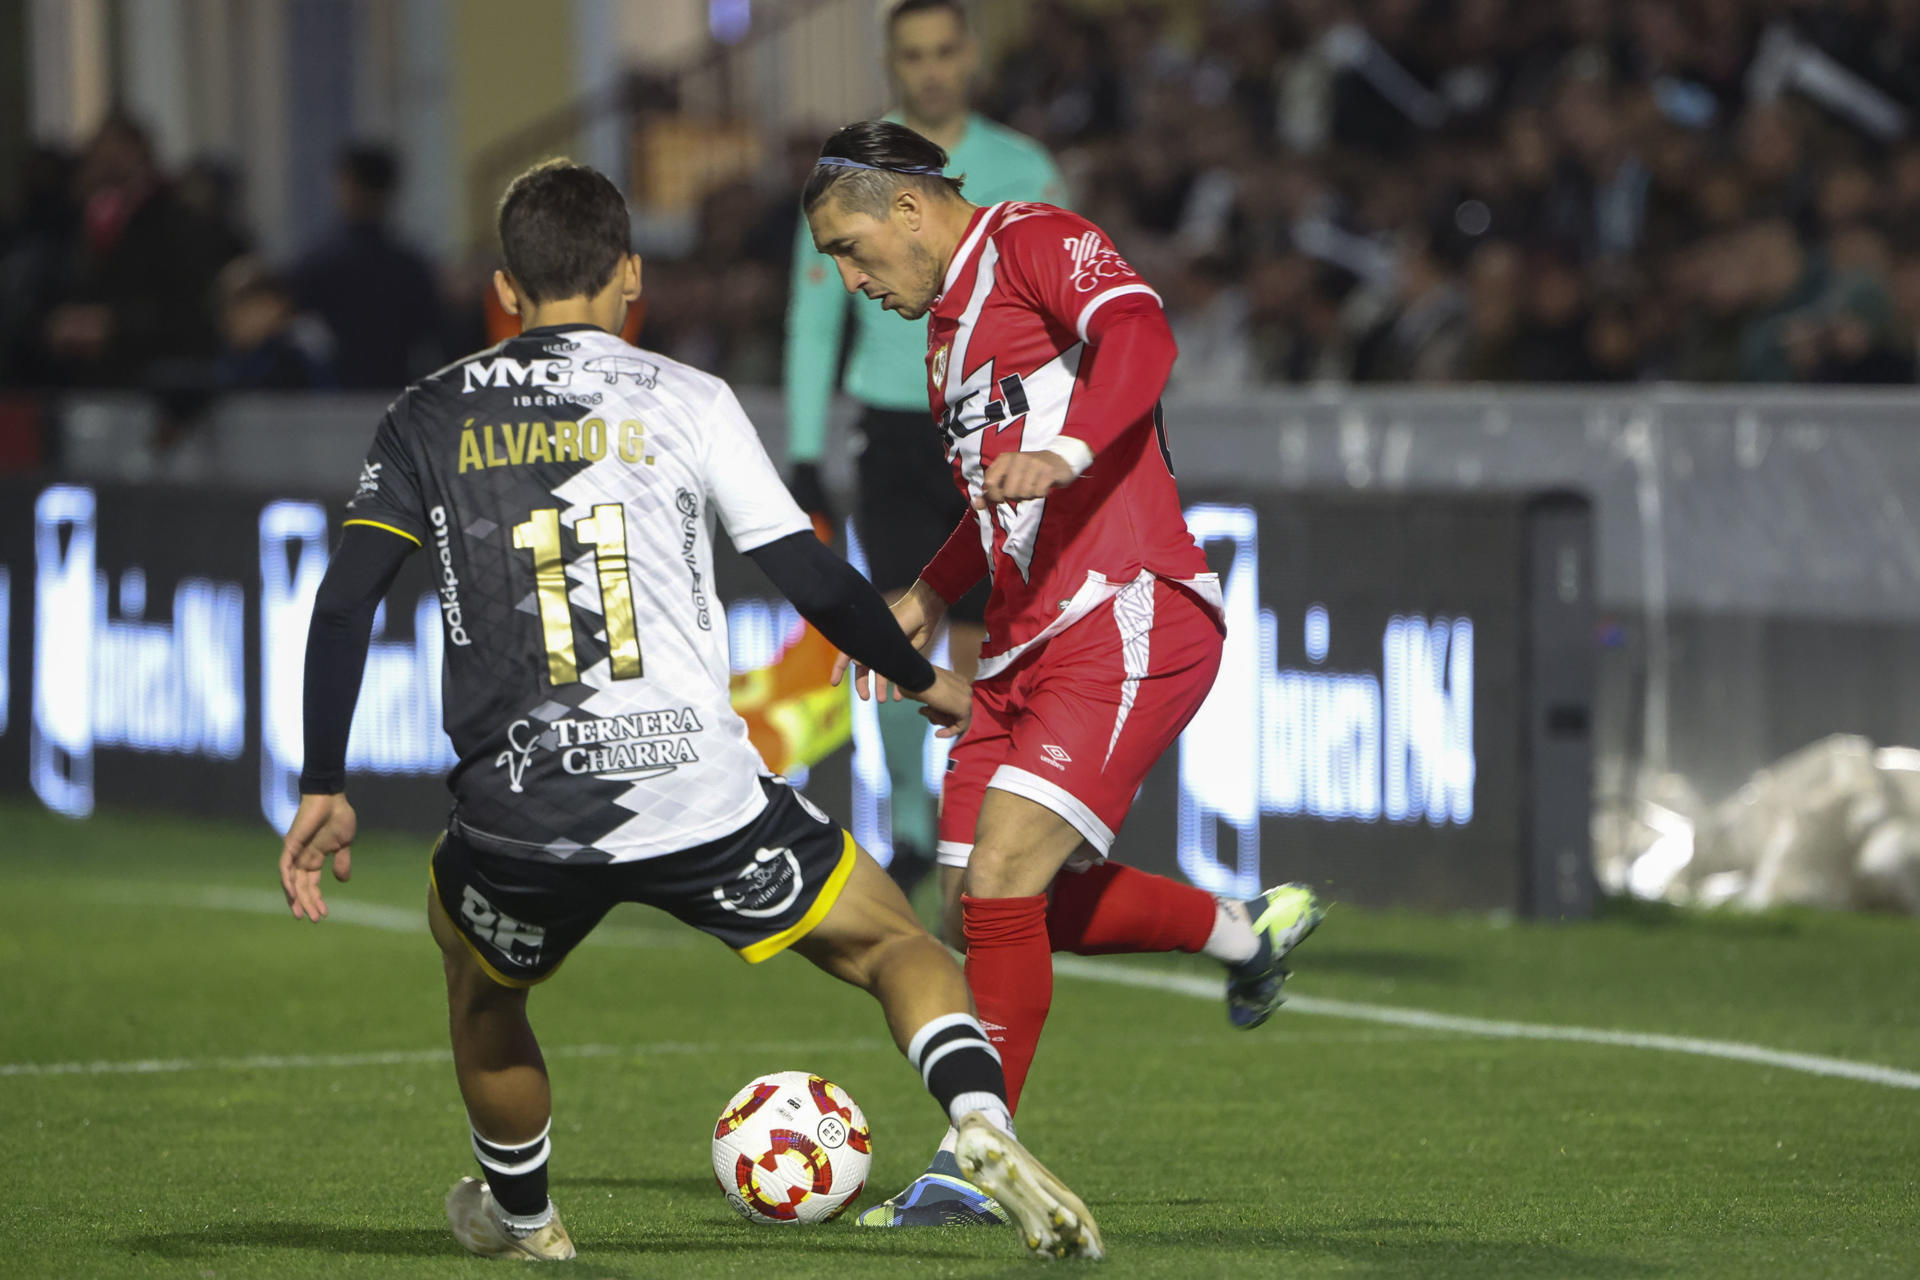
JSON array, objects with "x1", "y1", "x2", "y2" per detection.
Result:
[{"x1": 1051, "y1": 956, "x2": 1920, "y2": 1091}]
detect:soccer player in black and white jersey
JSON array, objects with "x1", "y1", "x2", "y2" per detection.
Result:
[{"x1": 276, "y1": 161, "x2": 1102, "y2": 1262}]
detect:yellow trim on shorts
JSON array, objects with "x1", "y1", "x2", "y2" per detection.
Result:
[
  {"x1": 427, "y1": 840, "x2": 550, "y2": 990},
  {"x1": 736, "y1": 830, "x2": 857, "y2": 965},
  {"x1": 342, "y1": 518, "x2": 422, "y2": 546}
]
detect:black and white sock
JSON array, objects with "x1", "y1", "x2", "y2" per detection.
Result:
[
  {"x1": 907, "y1": 1013, "x2": 1013, "y2": 1136},
  {"x1": 472, "y1": 1119, "x2": 553, "y2": 1230}
]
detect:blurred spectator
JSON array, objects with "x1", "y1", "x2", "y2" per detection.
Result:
[
  {"x1": 175, "y1": 157, "x2": 253, "y2": 261},
  {"x1": 0, "y1": 146, "x2": 78, "y2": 384},
  {"x1": 1736, "y1": 218, "x2": 1823, "y2": 381},
  {"x1": 34, "y1": 114, "x2": 240, "y2": 389},
  {"x1": 212, "y1": 256, "x2": 334, "y2": 390},
  {"x1": 1510, "y1": 251, "x2": 1594, "y2": 381},
  {"x1": 1461, "y1": 240, "x2": 1524, "y2": 380},
  {"x1": 292, "y1": 143, "x2": 442, "y2": 390},
  {"x1": 1168, "y1": 253, "x2": 1254, "y2": 389},
  {"x1": 1737, "y1": 103, "x2": 1814, "y2": 220},
  {"x1": 994, "y1": 3, "x2": 1122, "y2": 143},
  {"x1": 1355, "y1": 230, "x2": 1469, "y2": 382}
]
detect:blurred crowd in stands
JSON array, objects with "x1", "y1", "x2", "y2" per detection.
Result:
[
  {"x1": 992, "y1": 0, "x2": 1920, "y2": 388},
  {"x1": 9, "y1": 0, "x2": 1920, "y2": 398},
  {"x1": 0, "y1": 117, "x2": 458, "y2": 399}
]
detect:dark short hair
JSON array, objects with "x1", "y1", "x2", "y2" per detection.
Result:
[
  {"x1": 888, "y1": 0, "x2": 967, "y2": 33},
  {"x1": 338, "y1": 144, "x2": 399, "y2": 196},
  {"x1": 801, "y1": 120, "x2": 966, "y2": 217},
  {"x1": 496, "y1": 160, "x2": 631, "y2": 305}
]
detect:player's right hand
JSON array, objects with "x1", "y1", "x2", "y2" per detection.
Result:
[
  {"x1": 910, "y1": 666, "x2": 974, "y2": 740},
  {"x1": 279, "y1": 792, "x2": 358, "y2": 922},
  {"x1": 832, "y1": 581, "x2": 947, "y2": 702}
]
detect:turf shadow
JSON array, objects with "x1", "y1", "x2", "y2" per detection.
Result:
[
  {"x1": 1303, "y1": 948, "x2": 1467, "y2": 980},
  {"x1": 585, "y1": 1230, "x2": 990, "y2": 1261},
  {"x1": 563, "y1": 1174, "x2": 718, "y2": 1195},
  {"x1": 123, "y1": 1220, "x2": 449, "y2": 1259},
  {"x1": 1121, "y1": 1220, "x2": 1662, "y2": 1278},
  {"x1": 1594, "y1": 895, "x2": 1804, "y2": 935}
]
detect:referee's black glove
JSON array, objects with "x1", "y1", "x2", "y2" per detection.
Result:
[{"x1": 788, "y1": 462, "x2": 835, "y2": 524}]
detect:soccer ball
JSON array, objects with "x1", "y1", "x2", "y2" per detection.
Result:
[{"x1": 711, "y1": 1070, "x2": 872, "y2": 1224}]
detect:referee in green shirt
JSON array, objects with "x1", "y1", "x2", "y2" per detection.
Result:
[{"x1": 784, "y1": 0, "x2": 1065, "y2": 894}]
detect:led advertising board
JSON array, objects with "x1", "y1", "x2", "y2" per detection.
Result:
[{"x1": 0, "y1": 480, "x2": 1592, "y2": 915}]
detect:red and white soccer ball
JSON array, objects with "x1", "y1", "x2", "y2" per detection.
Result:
[{"x1": 712, "y1": 1070, "x2": 872, "y2": 1224}]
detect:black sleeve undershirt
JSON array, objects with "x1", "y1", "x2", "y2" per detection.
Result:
[
  {"x1": 747, "y1": 531, "x2": 937, "y2": 694},
  {"x1": 298, "y1": 523, "x2": 414, "y2": 794}
]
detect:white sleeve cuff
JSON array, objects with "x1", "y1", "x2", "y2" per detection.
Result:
[
  {"x1": 1043, "y1": 436, "x2": 1095, "y2": 478},
  {"x1": 1074, "y1": 283, "x2": 1162, "y2": 343}
]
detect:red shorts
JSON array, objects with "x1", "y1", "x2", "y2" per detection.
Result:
[{"x1": 936, "y1": 575, "x2": 1224, "y2": 865}]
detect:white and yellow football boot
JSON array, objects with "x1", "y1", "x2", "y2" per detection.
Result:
[
  {"x1": 445, "y1": 1177, "x2": 576, "y2": 1261},
  {"x1": 953, "y1": 1113, "x2": 1104, "y2": 1261}
]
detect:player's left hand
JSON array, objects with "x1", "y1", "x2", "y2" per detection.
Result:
[
  {"x1": 279, "y1": 792, "x2": 358, "y2": 922},
  {"x1": 976, "y1": 450, "x2": 1075, "y2": 509}
]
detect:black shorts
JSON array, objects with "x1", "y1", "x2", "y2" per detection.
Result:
[
  {"x1": 430, "y1": 779, "x2": 856, "y2": 987},
  {"x1": 855, "y1": 406, "x2": 989, "y2": 625}
]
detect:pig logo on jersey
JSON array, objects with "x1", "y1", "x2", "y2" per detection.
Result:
[
  {"x1": 713, "y1": 845, "x2": 803, "y2": 919},
  {"x1": 582, "y1": 355, "x2": 659, "y2": 388},
  {"x1": 1063, "y1": 231, "x2": 1134, "y2": 293}
]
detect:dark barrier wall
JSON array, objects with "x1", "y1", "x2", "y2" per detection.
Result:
[{"x1": 0, "y1": 479, "x2": 1593, "y2": 916}]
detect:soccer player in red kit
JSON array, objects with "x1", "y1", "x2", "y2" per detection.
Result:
[{"x1": 804, "y1": 121, "x2": 1326, "y2": 1227}]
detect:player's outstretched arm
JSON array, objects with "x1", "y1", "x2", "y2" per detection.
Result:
[
  {"x1": 749, "y1": 529, "x2": 935, "y2": 674},
  {"x1": 277, "y1": 523, "x2": 413, "y2": 921}
]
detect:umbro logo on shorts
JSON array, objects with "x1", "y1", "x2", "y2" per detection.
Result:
[{"x1": 1040, "y1": 744, "x2": 1072, "y2": 770}]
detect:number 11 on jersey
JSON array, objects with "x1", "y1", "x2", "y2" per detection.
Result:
[{"x1": 511, "y1": 503, "x2": 643, "y2": 686}]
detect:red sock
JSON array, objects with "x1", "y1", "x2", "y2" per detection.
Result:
[
  {"x1": 1046, "y1": 862, "x2": 1216, "y2": 956},
  {"x1": 961, "y1": 893, "x2": 1052, "y2": 1114}
]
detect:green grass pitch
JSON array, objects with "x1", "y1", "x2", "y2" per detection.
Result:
[{"x1": 3, "y1": 801, "x2": 1917, "y2": 1278}]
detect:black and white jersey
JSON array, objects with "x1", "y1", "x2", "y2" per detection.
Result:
[{"x1": 342, "y1": 323, "x2": 811, "y2": 862}]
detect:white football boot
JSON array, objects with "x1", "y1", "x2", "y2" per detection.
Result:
[
  {"x1": 445, "y1": 1177, "x2": 576, "y2": 1261},
  {"x1": 954, "y1": 1112, "x2": 1105, "y2": 1261}
]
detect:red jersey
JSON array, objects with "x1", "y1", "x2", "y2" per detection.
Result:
[{"x1": 920, "y1": 201, "x2": 1218, "y2": 680}]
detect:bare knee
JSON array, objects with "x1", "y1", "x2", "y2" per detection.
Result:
[{"x1": 966, "y1": 842, "x2": 1031, "y2": 899}]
